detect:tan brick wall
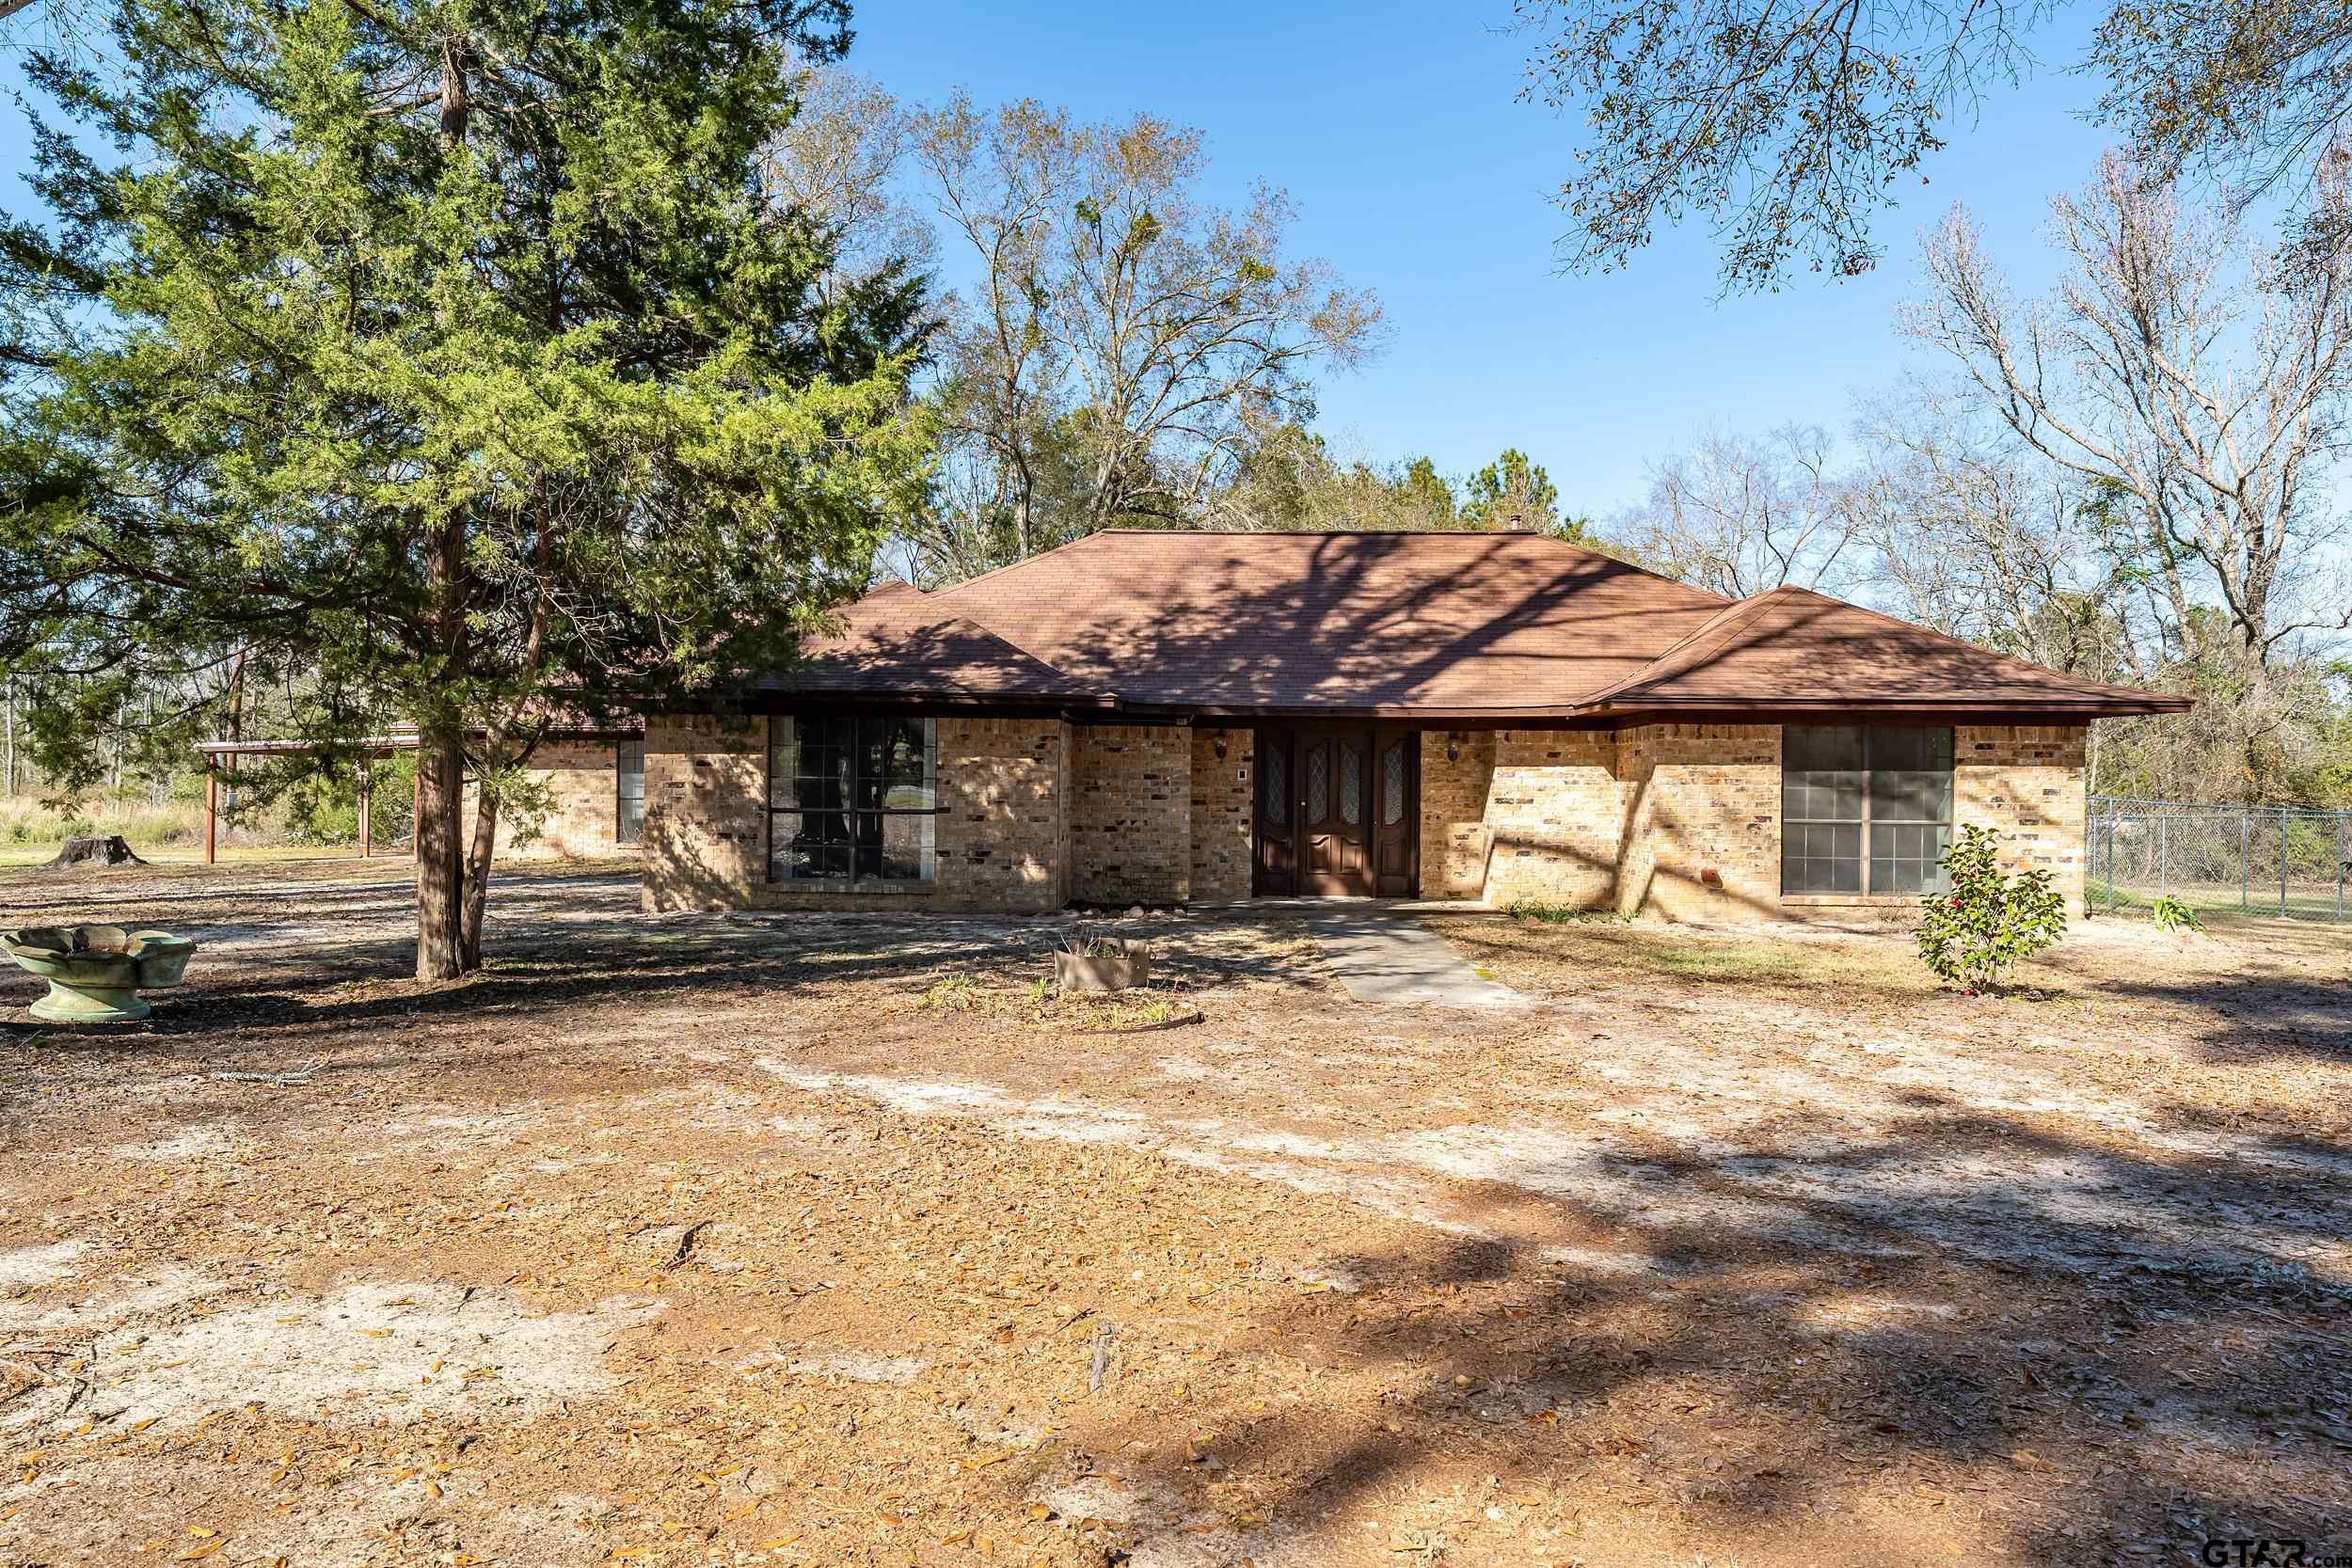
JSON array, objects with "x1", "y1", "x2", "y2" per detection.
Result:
[
  {"x1": 642, "y1": 715, "x2": 1072, "y2": 913},
  {"x1": 1419, "y1": 730, "x2": 1497, "y2": 899},
  {"x1": 639, "y1": 712, "x2": 2091, "y2": 921},
  {"x1": 1188, "y1": 727, "x2": 1254, "y2": 904},
  {"x1": 642, "y1": 715, "x2": 765, "y2": 912},
  {"x1": 1070, "y1": 724, "x2": 1191, "y2": 906},
  {"x1": 469, "y1": 740, "x2": 621, "y2": 861},
  {"x1": 1480, "y1": 729, "x2": 1623, "y2": 908},
  {"x1": 1427, "y1": 721, "x2": 2080, "y2": 922},
  {"x1": 1957, "y1": 723, "x2": 2089, "y2": 915},
  {"x1": 1613, "y1": 723, "x2": 1781, "y2": 920},
  {"x1": 933, "y1": 719, "x2": 1070, "y2": 912}
]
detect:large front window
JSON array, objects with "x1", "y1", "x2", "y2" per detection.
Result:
[
  {"x1": 1781, "y1": 725, "x2": 1953, "y2": 895},
  {"x1": 769, "y1": 716, "x2": 938, "y2": 884}
]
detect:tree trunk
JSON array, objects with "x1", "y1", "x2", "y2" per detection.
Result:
[
  {"x1": 414, "y1": 731, "x2": 466, "y2": 979},
  {"x1": 460, "y1": 780, "x2": 499, "y2": 971}
]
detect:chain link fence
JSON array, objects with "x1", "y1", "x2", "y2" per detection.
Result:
[{"x1": 2088, "y1": 796, "x2": 2352, "y2": 920}]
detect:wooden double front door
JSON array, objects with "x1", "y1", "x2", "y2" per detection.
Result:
[{"x1": 1252, "y1": 724, "x2": 1419, "y2": 897}]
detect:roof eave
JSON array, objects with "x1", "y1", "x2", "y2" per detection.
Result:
[{"x1": 1589, "y1": 694, "x2": 2195, "y2": 720}]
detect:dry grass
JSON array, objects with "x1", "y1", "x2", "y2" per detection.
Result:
[
  {"x1": 0, "y1": 791, "x2": 407, "y2": 867},
  {"x1": 0, "y1": 865, "x2": 2346, "y2": 1568}
]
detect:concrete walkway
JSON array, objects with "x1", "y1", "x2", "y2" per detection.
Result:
[{"x1": 1309, "y1": 910, "x2": 1529, "y2": 1007}]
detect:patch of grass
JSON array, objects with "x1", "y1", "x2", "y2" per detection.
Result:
[
  {"x1": 1498, "y1": 897, "x2": 1629, "y2": 925},
  {"x1": 1063, "y1": 990, "x2": 1200, "y2": 1032},
  {"x1": 1428, "y1": 914, "x2": 1944, "y2": 997},
  {"x1": 1645, "y1": 942, "x2": 1805, "y2": 981},
  {"x1": 2087, "y1": 879, "x2": 2349, "y2": 924},
  {"x1": 918, "y1": 973, "x2": 985, "y2": 1011}
]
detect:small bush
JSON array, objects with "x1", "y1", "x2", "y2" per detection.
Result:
[
  {"x1": 2149, "y1": 893, "x2": 2205, "y2": 935},
  {"x1": 1915, "y1": 825, "x2": 2068, "y2": 992}
]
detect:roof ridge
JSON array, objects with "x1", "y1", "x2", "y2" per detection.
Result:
[
  {"x1": 922, "y1": 612, "x2": 1108, "y2": 693},
  {"x1": 846, "y1": 590, "x2": 1101, "y2": 688},
  {"x1": 966, "y1": 527, "x2": 1735, "y2": 608},
  {"x1": 1582, "y1": 587, "x2": 1791, "y2": 707},
  {"x1": 926, "y1": 530, "x2": 1116, "y2": 600}
]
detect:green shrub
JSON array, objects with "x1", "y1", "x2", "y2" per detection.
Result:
[
  {"x1": 2149, "y1": 893, "x2": 2205, "y2": 935},
  {"x1": 1915, "y1": 825, "x2": 2068, "y2": 992},
  {"x1": 282, "y1": 775, "x2": 359, "y2": 846}
]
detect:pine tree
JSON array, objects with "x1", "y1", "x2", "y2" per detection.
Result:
[
  {"x1": 1461, "y1": 449, "x2": 1562, "y2": 534},
  {"x1": 0, "y1": 0, "x2": 931, "y2": 977}
]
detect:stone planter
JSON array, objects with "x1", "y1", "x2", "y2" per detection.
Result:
[
  {"x1": 1054, "y1": 941, "x2": 1152, "y2": 993},
  {"x1": 1, "y1": 925, "x2": 197, "y2": 1022}
]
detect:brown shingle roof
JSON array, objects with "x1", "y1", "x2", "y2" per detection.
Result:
[
  {"x1": 1588, "y1": 585, "x2": 2193, "y2": 716},
  {"x1": 930, "y1": 530, "x2": 1731, "y2": 713},
  {"x1": 755, "y1": 578, "x2": 1111, "y2": 704},
  {"x1": 764, "y1": 532, "x2": 2188, "y2": 720}
]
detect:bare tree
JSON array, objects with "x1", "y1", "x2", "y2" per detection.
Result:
[
  {"x1": 763, "y1": 71, "x2": 939, "y2": 316},
  {"x1": 1848, "y1": 383, "x2": 2150, "y2": 680},
  {"x1": 1905, "y1": 154, "x2": 2352, "y2": 673},
  {"x1": 904, "y1": 93, "x2": 1383, "y2": 581},
  {"x1": 1613, "y1": 425, "x2": 1861, "y2": 597},
  {"x1": 1517, "y1": 0, "x2": 2352, "y2": 291}
]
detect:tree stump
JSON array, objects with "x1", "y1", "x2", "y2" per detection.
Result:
[{"x1": 44, "y1": 835, "x2": 146, "y2": 871}]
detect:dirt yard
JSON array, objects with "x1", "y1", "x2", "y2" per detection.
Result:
[{"x1": 1, "y1": 862, "x2": 2347, "y2": 1568}]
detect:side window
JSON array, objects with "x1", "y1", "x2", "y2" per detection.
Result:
[
  {"x1": 1781, "y1": 726, "x2": 1951, "y2": 895},
  {"x1": 615, "y1": 737, "x2": 645, "y2": 846}
]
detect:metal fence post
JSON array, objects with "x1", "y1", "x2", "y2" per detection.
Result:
[
  {"x1": 2241, "y1": 808, "x2": 2249, "y2": 910},
  {"x1": 2158, "y1": 813, "x2": 2169, "y2": 895},
  {"x1": 2106, "y1": 810, "x2": 2117, "y2": 913},
  {"x1": 2280, "y1": 810, "x2": 2290, "y2": 914},
  {"x1": 2338, "y1": 813, "x2": 2345, "y2": 918}
]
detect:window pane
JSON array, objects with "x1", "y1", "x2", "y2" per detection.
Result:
[
  {"x1": 1339, "y1": 743, "x2": 1362, "y2": 826},
  {"x1": 1866, "y1": 726, "x2": 1953, "y2": 772},
  {"x1": 1305, "y1": 744, "x2": 1328, "y2": 825},
  {"x1": 771, "y1": 811, "x2": 852, "y2": 881},
  {"x1": 1783, "y1": 727, "x2": 1867, "y2": 895},
  {"x1": 1870, "y1": 769, "x2": 1951, "y2": 823},
  {"x1": 1786, "y1": 725, "x2": 1864, "y2": 771},
  {"x1": 870, "y1": 717, "x2": 934, "y2": 811},
  {"x1": 769, "y1": 718, "x2": 796, "y2": 808},
  {"x1": 1263, "y1": 742, "x2": 1288, "y2": 827},
  {"x1": 877, "y1": 810, "x2": 935, "y2": 881},
  {"x1": 1382, "y1": 742, "x2": 1406, "y2": 827}
]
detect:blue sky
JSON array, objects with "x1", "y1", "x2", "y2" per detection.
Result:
[
  {"x1": 849, "y1": 0, "x2": 2118, "y2": 514},
  {"x1": 0, "y1": 0, "x2": 2122, "y2": 515}
]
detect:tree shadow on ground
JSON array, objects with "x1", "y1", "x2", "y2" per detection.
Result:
[{"x1": 1050, "y1": 1101, "x2": 2352, "y2": 1565}]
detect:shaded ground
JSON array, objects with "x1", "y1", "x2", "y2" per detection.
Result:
[{"x1": 0, "y1": 861, "x2": 2347, "y2": 1567}]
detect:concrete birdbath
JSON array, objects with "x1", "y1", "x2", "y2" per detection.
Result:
[{"x1": 1, "y1": 925, "x2": 197, "y2": 1022}]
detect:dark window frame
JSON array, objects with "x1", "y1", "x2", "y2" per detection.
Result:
[
  {"x1": 614, "y1": 737, "x2": 645, "y2": 847},
  {"x1": 1780, "y1": 724, "x2": 1954, "y2": 897},
  {"x1": 767, "y1": 715, "x2": 941, "y2": 887}
]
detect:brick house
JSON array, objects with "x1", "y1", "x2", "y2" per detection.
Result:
[{"x1": 639, "y1": 531, "x2": 2188, "y2": 919}]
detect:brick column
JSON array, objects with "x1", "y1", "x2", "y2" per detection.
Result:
[{"x1": 642, "y1": 714, "x2": 764, "y2": 912}]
